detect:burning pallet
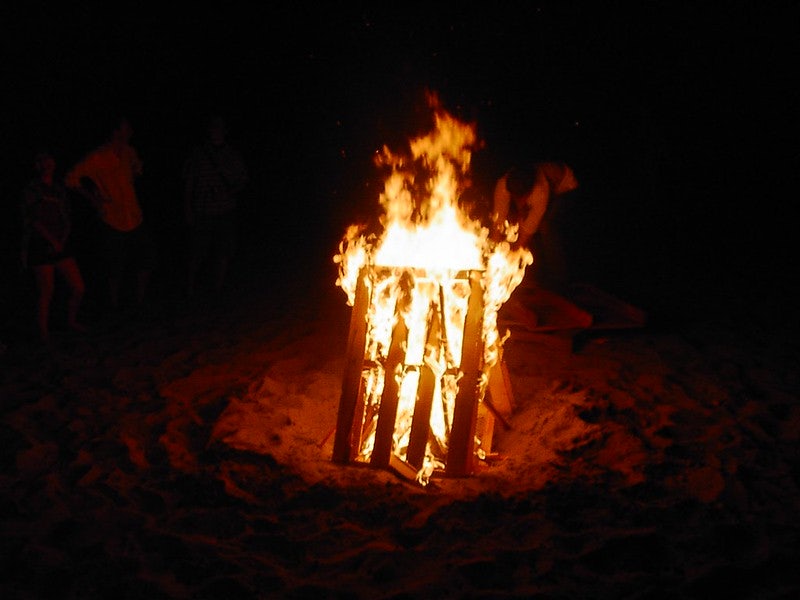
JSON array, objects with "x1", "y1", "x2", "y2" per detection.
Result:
[
  {"x1": 330, "y1": 93, "x2": 529, "y2": 485},
  {"x1": 332, "y1": 266, "x2": 513, "y2": 483}
]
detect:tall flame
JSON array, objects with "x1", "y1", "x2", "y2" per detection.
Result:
[{"x1": 334, "y1": 92, "x2": 532, "y2": 483}]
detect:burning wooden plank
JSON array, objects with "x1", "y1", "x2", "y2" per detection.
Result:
[
  {"x1": 332, "y1": 93, "x2": 531, "y2": 484},
  {"x1": 332, "y1": 268, "x2": 370, "y2": 464},
  {"x1": 445, "y1": 271, "x2": 484, "y2": 477}
]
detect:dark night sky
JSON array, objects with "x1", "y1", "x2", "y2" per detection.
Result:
[{"x1": 3, "y1": 3, "x2": 798, "y2": 321}]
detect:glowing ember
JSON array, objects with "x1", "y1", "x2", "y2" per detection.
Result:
[{"x1": 333, "y1": 92, "x2": 532, "y2": 484}]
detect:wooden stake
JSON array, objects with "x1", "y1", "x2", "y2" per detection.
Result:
[
  {"x1": 446, "y1": 271, "x2": 484, "y2": 477},
  {"x1": 370, "y1": 307, "x2": 408, "y2": 468},
  {"x1": 406, "y1": 301, "x2": 440, "y2": 469},
  {"x1": 332, "y1": 268, "x2": 370, "y2": 464}
]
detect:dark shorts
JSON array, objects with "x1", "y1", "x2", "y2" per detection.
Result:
[
  {"x1": 27, "y1": 234, "x2": 75, "y2": 267},
  {"x1": 189, "y1": 212, "x2": 237, "y2": 264},
  {"x1": 102, "y1": 222, "x2": 158, "y2": 274}
]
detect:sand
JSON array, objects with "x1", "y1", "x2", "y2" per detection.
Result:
[{"x1": 1, "y1": 260, "x2": 799, "y2": 599}]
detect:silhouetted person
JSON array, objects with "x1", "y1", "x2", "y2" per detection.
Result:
[
  {"x1": 492, "y1": 161, "x2": 588, "y2": 329},
  {"x1": 492, "y1": 161, "x2": 579, "y2": 292},
  {"x1": 457, "y1": 176, "x2": 493, "y2": 224},
  {"x1": 65, "y1": 117, "x2": 156, "y2": 313},
  {"x1": 21, "y1": 151, "x2": 86, "y2": 343},
  {"x1": 182, "y1": 116, "x2": 248, "y2": 299}
]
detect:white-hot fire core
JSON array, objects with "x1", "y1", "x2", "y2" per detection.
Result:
[{"x1": 334, "y1": 92, "x2": 532, "y2": 484}]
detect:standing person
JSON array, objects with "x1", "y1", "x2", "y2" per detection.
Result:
[
  {"x1": 182, "y1": 116, "x2": 248, "y2": 299},
  {"x1": 65, "y1": 117, "x2": 156, "y2": 313},
  {"x1": 20, "y1": 151, "x2": 86, "y2": 343}
]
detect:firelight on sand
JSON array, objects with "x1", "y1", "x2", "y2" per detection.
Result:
[{"x1": 332, "y1": 92, "x2": 533, "y2": 485}]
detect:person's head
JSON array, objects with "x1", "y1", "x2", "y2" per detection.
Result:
[
  {"x1": 207, "y1": 116, "x2": 227, "y2": 146},
  {"x1": 34, "y1": 150, "x2": 55, "y2": 179},
  {"x1": 506, "y1": 165, "x2": 538, "y2": 199},
  {"x1": 458, "y1": 183, "x2": 490, "y2": 223},
  {"x1": 111, "y1": 117, "x2": 133, "y2": 145}
]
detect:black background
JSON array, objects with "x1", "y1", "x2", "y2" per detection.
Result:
[{"x1": 3, "y1": 2, "x2": 798, "y2": 326}]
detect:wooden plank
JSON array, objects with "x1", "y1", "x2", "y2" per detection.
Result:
[
  {"x1": 486, "y1": 355, "x2": 514, "y2": 420},
  {"x1": 406, "y1": 302, "x2": 440, "y2": 470},
  {"x1": 370, "y1": 309, "x2": 408, "y2": 468},
  {"x1": 476, "y1": 405, "x2": 496, "y2": 455},
  {"x1": 516, "y1": 287, "x2": 594, "y2": 331},
  {"x1": 388, "y1": 452, "x2": 421, "y2": 482},
  {"x1": 482, "y1": 393, "x2": 512, "y2": 432},
  {"x1": 446, "y1": 271, "x2": 484, "y2": 477},
  {"x1": 500, "y1": 283, "x2": 647, "y2": 333},
  {"x1": 482, "y1": 353, "x2": 514, "y2": 445},
  {"x1": 332, "y1": 268, "x2": 370, "y2": 464},
  {"x1": 567, "y1": 283, "x2": 647, "y2": 330}
]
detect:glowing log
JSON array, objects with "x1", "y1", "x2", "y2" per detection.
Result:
[
  {"x1": 445, "y1": 270, "x2": 484, "y2": 477},
  {"x1": 332, "y1": 93, "x2": 531, "y2": 484},
  {"x1": 332, "y1": 267, "x2": 370, "y2": 464},
  {"x1": 334, "y1": 266, "x2": 493, "y2": 481}
]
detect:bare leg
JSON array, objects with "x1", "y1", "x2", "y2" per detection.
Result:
[
  {"x1": 56, "y1": 257, "x2": 85, "y2": 330},
  {"x1": 33, "y1": 265, "x2": 55, "y2": 342}
]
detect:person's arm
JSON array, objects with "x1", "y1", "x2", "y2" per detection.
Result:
[
  {"x1": 78, "y1": 177, "x2": 109, "y2": 211},
  {"x1": 517, "y1": 174, "x2": 550, "y2": 248},
  {"x1": 128, "y1": 146, "x2": 143, "y2": 177},
  {"x1": 65, "y1": 155, "x2": 108, "y2": 211},
  {"x1": 64, "y1": 157, "x2": 87, "y2": 191},
  {"x1": 550, "y1": 162, "x2": 579, "y2": 195},
  {"x1": 58, "y1": 185, "x2": 72, "y2": 244},
  {"x1": 491, "y1": 174, "x2": 511, "y2": 240},
  {"x1": 32, "y1": 221, "x2": 64, "y2": 253},
  {"x1": 21, "y1": 188, "x2": 64, "y2": 253}
]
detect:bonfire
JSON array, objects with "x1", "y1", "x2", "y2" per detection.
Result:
[{"x1": 332, "y1": 92, "x2": 532, "y2": 485}]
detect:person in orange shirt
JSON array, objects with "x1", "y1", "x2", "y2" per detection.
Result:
[{"x1": 66, "y1": 117, "x2": 156, "y2": 312}]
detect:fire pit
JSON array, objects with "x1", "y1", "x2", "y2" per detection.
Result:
[{"x1": 332, "y1": 93, "x2": 531, "y2": 485}]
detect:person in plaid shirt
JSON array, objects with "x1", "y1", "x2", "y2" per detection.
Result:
[{"x1": 182, "y1": 116, "x2": 248, "y2": 299}]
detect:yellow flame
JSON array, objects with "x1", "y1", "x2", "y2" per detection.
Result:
[{"x1": 334, "y1": 92, "x2": 532, "y2": 479}]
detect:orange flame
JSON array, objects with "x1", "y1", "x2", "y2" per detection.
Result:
[{"x1": 333, "y1": 92, "x2": 532, "y2": 483}]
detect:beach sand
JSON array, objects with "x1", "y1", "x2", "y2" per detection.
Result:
[{"x1": 2, "y1": 255, "x2": 798, "y2": 599}]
